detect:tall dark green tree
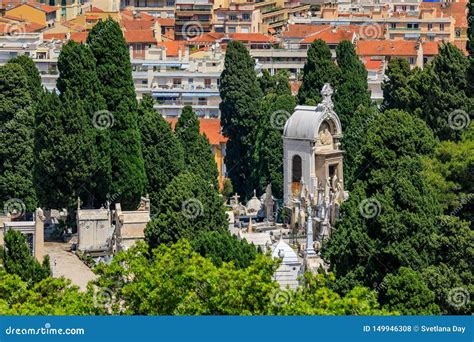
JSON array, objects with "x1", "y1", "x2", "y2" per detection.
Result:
[
  {"x1": 323, "y1": 110, "x2": 439, "y2": 296},
  {"x1": 144, "y1": 172, "x2": 228, "y2": 248},
  {"x1": 219, "y1": 40, "x2": 262, "y2": 198},
  {"x1": 0, "y1": 64, "x2": 37, "y2": 212},
  {"x1": 1, "y1": 230, "x2": 50, "y2": 287},
  {"x1": 297, "y1": 39, "x2": 340, "y2": 105},
  {"x1": 333, "y1": 40, "x2": 371, "y2": 128},
  {"x1": 56, "y1": 40, "x2": 111, "y2": 207},
  {"x1": 381, "y1": 58, "x2": 413, "y2": 111},
  {"x1": 253, "y1": 93, "x2": 296, "y2": 198},
  {"x1": 175, "y1": 105, "x2": 218, "y2": 188},
  {"x1": 7, "y1": 55, "x2": 42, "y2": 101},
  {"x1": 87, "y1": 18, "x2": 146, "y2": 209},
  {"x1": 138, "y1": 94, "x2": 184, "y2": 211}
]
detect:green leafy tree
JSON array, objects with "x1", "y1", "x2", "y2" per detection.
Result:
[
  {"x1": 87, "y1": 18, "x2": 146, "y2": 209},
  {"x1": 1, "y1": 230, "x2": 50, "y2": 287},
  {"x1": 221, "y1": 178, "x2": 233, "y2": 202},
  {"x1": 380, "y1": 267, "x2": 440, "y2": 315},
  {"x1": 138, "y1": 95, "x2": 184, "y2": 211},
  {"x1": 297, "y1": 39, "x2": 340, "y2": 105},
  {"x1": 7, "y1": 55, "x2": 43, "y2": 101},
  {"x1": 258, "y1": 69, "x2": 275, "y2": 93},
  {"x1": 334, "y1": 40, "x2": 371, "y2": 128},
  {"x1": 0, "y1": 270, "x2": 94, "y2": 315},
  {"x1": 176, "y1": 106, "x2": 218, "y2": 188},
  {"x1": 219, "y1": 40, "x2": 262, "y2": 198},
  {"x1": 144, "y1": 172, "x2": 228, "y2": 248},
  {"x1": 92, "y1": 240, "x2": 389, "y2": 315},
  {"x1": 0, "y1": 63, "x2": 37, "y2": 212},
  {"x1": 190, "y1": 231, "x2": 258, "y2": 269}
]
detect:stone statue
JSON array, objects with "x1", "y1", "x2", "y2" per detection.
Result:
[
  {"x1": 319, "y1": 127, "x2": 333, "y2": 145},
  {"x1": 263, "y1": 184, "x2": 274, "y2": 221}
]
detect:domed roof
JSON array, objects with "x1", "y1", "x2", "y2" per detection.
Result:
[
  {"x1": 283, "y1": 84, "x2": 342, "y2": 141},
  {"x1": 246, "y1": 190, "x2": 262, "y2": 213},
  {"x1": 271, "y1": 238, "x2": 299, "y2": 265}
]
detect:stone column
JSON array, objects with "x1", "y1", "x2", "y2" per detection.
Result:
[{"x1": 34, "y1": 208, "x2": 45, "y2": 262}]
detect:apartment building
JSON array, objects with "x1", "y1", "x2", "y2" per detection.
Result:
[
  {"x1": 45, "y1": 0, "x2": 90, "y2": 21},
  {"x1": 213, "y1": 2, "x2": 262, "y2": 34},
  {"x1": 292, "y1": 1, "x2": 468, "y2": 43},
  {"x1": 175, "y1": 0, "x2": 213, "y2": 40},
  {"x1": 5, "y1": 2, "x2": 58, "y2": 27},
  {"x1": 119, "y1": 0, "x2": 175, "y2": 17}
]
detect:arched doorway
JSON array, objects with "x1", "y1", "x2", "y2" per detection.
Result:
[{"x1": 291, "y1": 155, "x2": 302, "y2": 195}]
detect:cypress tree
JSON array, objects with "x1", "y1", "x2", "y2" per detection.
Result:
[
  {"x1": 56, "y1": 40, "x2": 111, "y2": 207},
  {"x1": 144, "y1": 172, "x2": 228, "y2": 248},
  {"x1": 138, "y1": 95, "x2": 184, "y2": 211},
  {"x1": 219, "y1": 40, "x2": 262, "y2": 198},
  {"x1": 87, "y1": 18, "x2": 146, "y2": 209},
  {"x1": 7, "y1": 55, "x2": 42, "y2": 101},
  {"x1": 334, "y1": 40, "x2": 371, "y2": 128},
  {"x1": 176, "y1": 105, "x2": 218, "y2": 189},
  {"x1": 0, "y1": 64, "x2": 37, "y2": 212},
  {"x1": 297, "y1": 39, "x2": 340, "y2": 105},
  {"x1": 381, "y1": 58, "x2": 413, "y2": 111},
  {"x1": 2, "y1": 229, "x2": 50, "y2": 287}
]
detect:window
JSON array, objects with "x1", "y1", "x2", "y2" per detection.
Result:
[
  {"x1": 166, "y1": 0, "x2": 174, "y2": 6},
  {"x1": 188, "y1": 78, "x2": 194, "y2": 84},
  {"x1": 455, "y1": 28, "x2": 461, "y2": 38},
  {"x1": 440, "y1": 23, "x2": 445, "y2": 31},
  {"x1": 204, "y1": 79, "x2": 211, "y2": 88},
  {"x1": 409, "y1": 57, "x2": 415, "y2": 65},
  {"x1": 407, "y1": 23, "x2": 419, "y2": 29},
  {"x1": 229, "y1": 15, "x2": 237, "y2": 21},
  {"x1": 198, "y1": 98, "x2": 207, "y2": 106},
  {"x1": 173, "y1": 78, "x2": 182, "y2": 86},
  {"x1": 428, "y1": 23, "x2": 432, "y2": 30},
  {"x1": 227, "y1": 27, "x2": 236, "y2": 33},
  {"x1": 390, "y1": 23, "x2": 396, "y2": 29},
  {"x1": 242, "y1": 13, "x2": 250, "y2": 21}
]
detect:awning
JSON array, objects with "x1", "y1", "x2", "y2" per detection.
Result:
[
  {"x1": 152, "y1": 92, "x2": 180, "y2": 97},
  {"x1": 182, "y1": 92, "x2": 219, "y2": 97}
]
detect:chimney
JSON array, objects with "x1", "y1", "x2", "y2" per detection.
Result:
[{"x1": 154, "y1": 20, "x2": 162, "y2": 43}]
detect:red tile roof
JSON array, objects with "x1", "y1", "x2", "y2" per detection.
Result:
[
  {"x1": 0, "y1": 20, "x2": 46, "y2": 33},
  {"x1": 167, "y1": 118, "x2": 228, "y2": 145},
  {"x1": 121, "y1": 19, "x2": 154, "y2": 31},
  {"x1": 43, "y1": 32, "x2": 88, "y2": 43},
  {"x1": 301, "y1": 26, "x2": 356, "y2": 44},
  {"x1": 156, "y1": 18, "x2": 175, "y2": 27},
  {"x1": 282, "y1": 24, "x2": 330, "y2": 39},
  {"x1": 157, "y1": 41, "x2": 186, "y2": 57},
  {"x1": 356, "y1": 40, "x2": 418, "y2": 56},
  {"x1": 290, "y1": 81, "x2": 301, "y2": 96},
  {"x1": 364, "y1": 58, "x2": 383, "y2": 71},
  {"x1": 124, "y1": 29, "x2": 157, "y2": 44},
  {"x1": 25, "y1": 2, "x2": 57, "y2": 13}
]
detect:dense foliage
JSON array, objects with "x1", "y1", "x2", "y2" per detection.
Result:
[
  {"x1": 0, "y1": 63, "x2": 38, "y2": 212},
  {"x1": 219, "y1": 40, "x2": 262, "y2": 198},
  {"x1": 88, "y1": 17, "x2": 146, "y2": 209},
  {"x1": 138, "y1": 94, "x2": 184, "y2": 211}
]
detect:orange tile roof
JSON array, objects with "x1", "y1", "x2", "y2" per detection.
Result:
[
  {"x1": 282, "y1": 24, "x2": 330, "y2": 39},
  {"x1": 0, "y1": 21, "x2": 46, "y2": 34},
  {"x1": 156, "y1": 18, "x2": 175, "y2": 27},
  {"x1": 124, "y1": 29, "x2": 157, "y2": 44},
  {"x1": 167, "y1": 118, "x2": 228, "y2": 145},
  {"x1": 290, "y1": 81, "x2": 301, "y2": 96},
  {"x1": 422, "y1": 41, "x2": 439, "y2": 55},
  {"x1": 121, "y1": 19, "x2": 154, "y2": 31},
  {"x1": 157, "y1": 41, "x2": 186, "y2": 57},
  {"x1": 301, "y1": 27, "x2": 356, "y2": 44},
  {"x1": 364, "y1": 58, "x2": 383, "y2": 71},
  {"x1": 43, "y1": 32, "x2": 88, "y2": 43},
  {"x1": 356, "y1": 40, "x2": 418, "y2": 56},
  {"x1": 90, "y1": 6, "x2": 104, "y2": 12},
  {"x1": 25, "y1": 2, "x2": 57, "y2": 13}
]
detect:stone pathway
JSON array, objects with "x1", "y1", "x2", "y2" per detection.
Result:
[{"x1": 45, "y1": 241, "x2": 97, "y2": 291}]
